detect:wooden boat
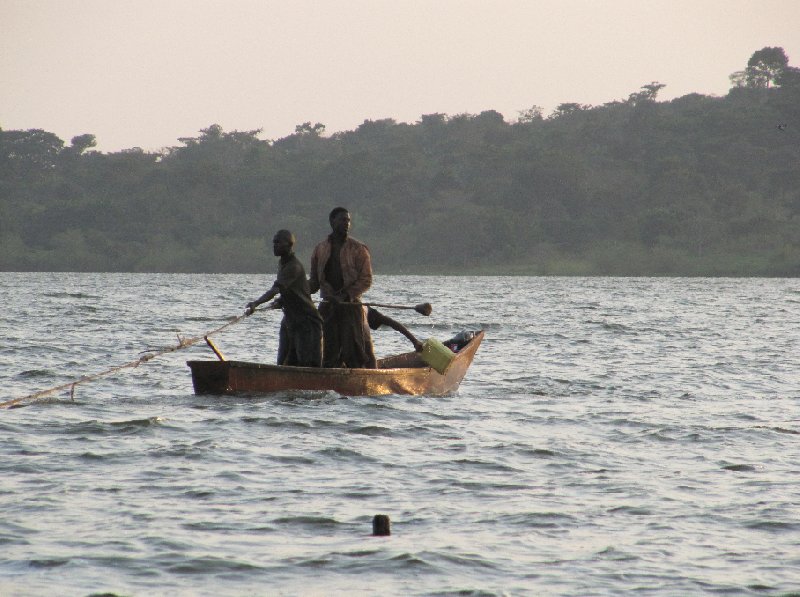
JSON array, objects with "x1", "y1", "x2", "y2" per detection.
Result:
[{"x1": 187, "y1": 330, "x2": 484, "y2": 396}]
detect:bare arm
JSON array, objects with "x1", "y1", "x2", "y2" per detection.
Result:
[
  {"x1": 245, "y1": 283, "x2": 279, "y2": 315},
  {"x1": 368, "y1": 308, "x2": 423, "y2": 351}
]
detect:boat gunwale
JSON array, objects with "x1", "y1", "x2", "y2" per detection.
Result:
[{"x1": 215, "y1": 360, "x2": 427, "y2": 377}]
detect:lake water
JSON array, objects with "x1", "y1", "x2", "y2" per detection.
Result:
[{"x1": 1, "y1": 273, "x2": 799, "y2": 596}]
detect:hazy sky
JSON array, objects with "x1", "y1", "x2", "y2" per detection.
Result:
[{"x1": 3, "y1": 0, "x2": 799, "y2": 152}]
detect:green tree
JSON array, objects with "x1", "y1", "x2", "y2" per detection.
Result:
[
  {"x1": 69, "y1": 134, "x2": 97, "y2": 154},
  {"x1": 729, "y1": 70, "x2": 748, "y2": 88},
  {"x1": 517, "y1": 105, "x2": 543, "y2": 123},
  {"x1": 746, "y1": 46, "x2": 788, "y2": 88},
  {"x1": 2, "y1": 48, "x2": 799, "y2": 276},
  {"x1": 777, "y1": 66, "x2": 800, "y2": 89},
  {"x1": 627, "y1": 82, "x2": 666, "y2": 105},
  {"x1": 0, "y1": 128, "x2": 64, "y2": 176},
  {"x1": 549, "y1": 103, "x2": 590, "y2": 118},
  {"x1": 294, "y1": 122, "x2": 326, "y2": 136}
]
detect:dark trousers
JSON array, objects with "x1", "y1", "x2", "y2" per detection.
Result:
[
  {"x1": 318, "y1": 302, "x2": 376, "y2": 369},
  {"x1": 278, "y1": 316, "x2": 323, "y2": 367}
]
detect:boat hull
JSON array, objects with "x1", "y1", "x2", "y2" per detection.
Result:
[{"x1": 187, "y1": 331, "x2": 483, "y2": 396}]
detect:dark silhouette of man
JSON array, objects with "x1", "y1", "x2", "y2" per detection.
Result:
[{"x1": 245, "y1": 230, "x2": 322, "y2": 367}]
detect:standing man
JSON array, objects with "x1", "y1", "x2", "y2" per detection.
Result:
[
  {"x1": 309, "y1": 207, "x2": 377, "y2": 368},
  {"x1": 245, "y1": 229, "x2": 322, "y2": 367}
]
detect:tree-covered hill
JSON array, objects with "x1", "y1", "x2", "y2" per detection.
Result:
[{"x1": 2, "y1": 47, "x2": 799, "y2": 275}]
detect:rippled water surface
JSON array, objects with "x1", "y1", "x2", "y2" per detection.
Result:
[{"x1": 1, "y1": 273, "x2": 799, "y2": 596}]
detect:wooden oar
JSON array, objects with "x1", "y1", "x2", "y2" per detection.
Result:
[
  {"x1": 325, "y1": 300, "x2": 433, "y2": 316},
  {"x1": 249, "y1": 298, "x2": 432, "y2": 316},
  {"x1": 365, "y1": 302, "x2": 432, "y2": 316},
  {"x1": 205, "y1": 336, "x2": 226, "y2": 361}
]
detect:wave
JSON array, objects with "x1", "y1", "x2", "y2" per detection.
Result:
[
  {"x1": 60, "y1": 416, "x2": 165, "y2": 436},
  {"x1": 43, "y1": 292, "x2": 100, "y2": 300},
  {"x1": 488, "y1": 511, "x2": 578, "y2": 528},
  {"x1": 271, "y1": 515, "x2": 341, "y2": 528}
]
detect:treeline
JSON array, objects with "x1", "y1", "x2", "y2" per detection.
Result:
[{"x1": 2, "y1": 47, "x2": 799, "y2": 276}]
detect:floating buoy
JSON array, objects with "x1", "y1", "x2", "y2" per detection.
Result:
[{"x1": 372, "y1": 514, "x2": 391, "y2": 536}]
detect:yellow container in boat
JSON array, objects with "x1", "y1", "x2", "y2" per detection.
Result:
[{"x1": 421, "y1": 338, "x2": 456, "y2": 374}]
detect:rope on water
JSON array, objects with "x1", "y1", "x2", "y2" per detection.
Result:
[{"x1": 0, "y1": 311, "x2": 253, "y2": 410}]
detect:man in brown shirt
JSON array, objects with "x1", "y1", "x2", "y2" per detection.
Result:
[{"x1": 309, "y1": 207, "x2": 376, "y2": 368}]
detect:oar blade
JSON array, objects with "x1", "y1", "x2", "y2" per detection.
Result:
[{"x1": 415, "y1": 303, "x2": 433, "y2": 316}]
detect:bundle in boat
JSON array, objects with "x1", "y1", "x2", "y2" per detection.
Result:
[{"x1": 420, "y1": 338, "x2": 456, "y2": 374}]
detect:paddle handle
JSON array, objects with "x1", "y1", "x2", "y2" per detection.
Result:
[
  {"x1": 363, "y1": 302, "x2": 418, "y2": 310},
  {"x1": 251, "y1": 298, "x2": 432, "y2": 315},
  {"x1": 330, "y1": 301, "x2": 433, "y2": 316}
]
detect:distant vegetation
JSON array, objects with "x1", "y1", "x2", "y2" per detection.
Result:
[{"x1": 2, "y1": 47, "x2": 799, "y2": 276}]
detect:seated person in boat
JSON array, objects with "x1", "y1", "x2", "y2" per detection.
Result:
[
  {"x1": 309, "y1": 207, "x2": 377, "y2": 368},
  {"x1": 245, "y1": 230, "x2": 323, "y2": 367},
  {"x1": 367, "y1": 307, "x2": 423, "y2": 352}
]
